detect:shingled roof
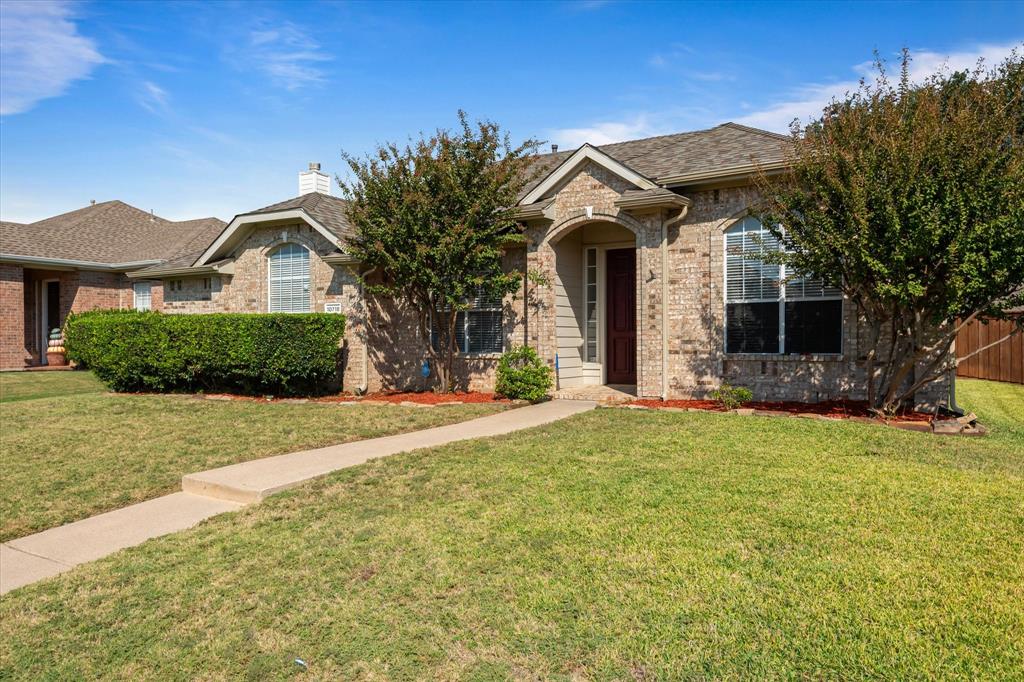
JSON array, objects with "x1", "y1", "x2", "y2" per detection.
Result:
[
  {"x1": 244, "y1": 192, "x2": 353, "y2": 239},
  {"x1": 522, "y1": 122, "x2": 790, "y2": 197},
  {"x1": 0, "y1": 201, "x2": 225, "y2": 266}
]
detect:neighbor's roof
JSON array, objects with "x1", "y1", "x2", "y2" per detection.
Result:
[
  {"x1": 522, "y1": 122, "x2": 790, "y2": 197},
  {"x1": 243, "y1": 191, "x2": 354, "y2": 239},
  {"x1": 0, "y1": 200, "x2": 225, "y2": 266}
]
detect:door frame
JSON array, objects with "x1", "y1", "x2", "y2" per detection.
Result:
[
  {"x1": 602, "y1": 245, "x2": 638, "y2": 386},
  {"x1": 580, "y1": 241, "x2": 635, "y2": 385},
  {"x1": 38, "y1": 278, "x2": 59, "y2": 365}
]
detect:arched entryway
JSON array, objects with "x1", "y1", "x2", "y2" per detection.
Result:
[{"x1": 546, "y1": 217, "x2": 638, "y2": 390}]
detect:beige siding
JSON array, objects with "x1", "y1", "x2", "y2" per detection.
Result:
[{"x1": 554, "y1": 229, "x2": 584, "y2": 387}]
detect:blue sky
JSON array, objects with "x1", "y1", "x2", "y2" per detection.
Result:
[{"x1": 1, "y1": 0, "x2": 1021, "y2": 224}]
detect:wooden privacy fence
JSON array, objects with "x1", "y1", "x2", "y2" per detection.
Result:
[{"x1": 956, "y1": 314, "x2": 1023, "y2": 384}]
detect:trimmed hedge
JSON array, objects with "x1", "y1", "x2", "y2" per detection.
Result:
[
  {"x1": 495, "y1": 345, "x2": 552, "y2": 402},
  {"x1": 65, "y1": 310, "x2": 346, "y2": 396}
]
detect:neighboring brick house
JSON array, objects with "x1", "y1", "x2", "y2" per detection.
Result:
[
  {"x1": 0, "y1": 202, "x2": 224, "y2": 368},
  {"x1": 0, "y1": 124, "x2": 951, "y2": 406}
]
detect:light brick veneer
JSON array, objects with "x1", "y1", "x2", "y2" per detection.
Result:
[{"x1": 143, "y1": 172, "x2": 948, "y2": 406}]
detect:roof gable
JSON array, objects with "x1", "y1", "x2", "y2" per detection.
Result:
[
  {"x1": 195, "y1": 193, "x2": 347, "y2": 266},
  {"x1": 520, "y1": 144, "x2": 658, "y2": 205},
  {"x1": 519, "y1": 122, "x2": 791, "y2": 200}
]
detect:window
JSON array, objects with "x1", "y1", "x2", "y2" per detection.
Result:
[
  {"x1": 431, "y1": 288, "x2": 504, "y2": 354},
  {"x1": 168, "y1": 280, "x2": 183, "y2": 292},
  {"x1": 725, "y1": 217, "x2": 842, "y2": 354},
  {"x1": 584, "y1": 247, "x2": 598, "y2": 362},
  {"x1": 133, "y1": 281, "x2": 152, "y2": 311},
  {"x1": 268, "y1": 243, "x2": 311, "y2": 313}
]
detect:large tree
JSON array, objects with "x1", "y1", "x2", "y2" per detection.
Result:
[
  {"x1": 756, "y1": 49, "x2": 1024, "y2": 416},
  {"x1": 339, "y1": 112, "x2": 539, "y2": 392}
]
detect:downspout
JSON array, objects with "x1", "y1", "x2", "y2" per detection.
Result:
[
  {"x1": 662, "y1": 204, "x2": 690, "y2": 401},
  {"x1": 357, "y1": 265, "x2": 377, "y2": 395},
  {"x1": 360, "y1": 279, "x2": 369, "y2": 394},
  {"x1": 661, "y1": 220, "x2": 669, "y2": 400}
]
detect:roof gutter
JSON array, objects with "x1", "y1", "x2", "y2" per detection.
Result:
[
  {"x1": 125, "y1": 259, "x2": 235, "y2": 279},
  {"x1": 658, "y1": 159, "x2": 790, "y2": 187},
  {"x1": 323, "y1": 252, "x2": 361, "y2": 266},
  {"x1": 614, "y1": 193, "x2": 692, "y2": 211},
  {"x1": 0, "y1": 253, "x2": 163, "y2": 272}
]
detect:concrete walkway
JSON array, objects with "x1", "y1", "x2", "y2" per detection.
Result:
[{"x1": 0, "y1": 400, "x2": 595, "y2": 594}]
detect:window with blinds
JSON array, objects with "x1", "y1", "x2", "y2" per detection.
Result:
[
  {"x1": 431, "y1": 287, "x2": 504, "y2": 354},
  {"x1": 725, "y1": 217, "x2": 842, "y2": 354},
  {"x1": 268, "y1": 243, "x2": 311, "y2": 313},
  {"x1": 133, "y1": 281, "x2": 152, "y2": 311}
]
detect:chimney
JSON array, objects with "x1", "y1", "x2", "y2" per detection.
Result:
[
  {"x1": 551, "y1": 144, "x2": 558, "y2": 153},
  {"x1": 299, "y1": 162, "x2": 330, "y2": 196}
]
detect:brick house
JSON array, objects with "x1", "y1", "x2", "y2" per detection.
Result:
[
  {"x1": 0, "y1": 202, "x2": 224, "y2": 368},
  {"x1": 0, "y1": 124, "x2": 950, "y2": 405}
]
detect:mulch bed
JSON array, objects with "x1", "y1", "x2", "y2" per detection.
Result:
[
  {"x1": 631, "y1": 398, "x2": 934, "y2": 423},
  {"x1": 149, "y1": 390, "x2": 512, "y2": 405},
  {"x1": 328, "y1": 391, "x2": 511, "y2": 405}
]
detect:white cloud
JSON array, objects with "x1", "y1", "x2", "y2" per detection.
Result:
[
  {"x1": 0, "y1": 0, "x2": 105, "y2": 115},
  {"x1": 736, "y1": 42, "x2": 1023, "y2": 132},
  {"x1": 137, "y1": 81, "x2": 170, "y2": 114},
  {"x1": 232, "y1": 22, "x2": 331, "y2": 90},
  {"x1": 547, "y1": 114, "x2": 664, "y2": 147}
]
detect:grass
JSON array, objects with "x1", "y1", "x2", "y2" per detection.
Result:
[
  {"x1": 0, "y1": 372, "x2": 504, "y2": 542},
  {"x1": 0, "y1": 370, "x2": 104, "y2": 403},
  {"x1": 1, "y1": 378, "x2": 1020, "y2": 678}
]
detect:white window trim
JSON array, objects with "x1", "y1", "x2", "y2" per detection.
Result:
[
  {"x1": 133, "y1": 281, "x2": 153, "y2": 311},
  {"x1": 723, "y1": 220, "x2": 844, "y2": 356},
  {"x1": 267, "y1": 242, "x2": 312, "y2": 313}
]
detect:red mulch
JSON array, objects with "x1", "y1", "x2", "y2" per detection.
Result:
[
  {"x1": 119, "y1": 390, "x2": 509, "y2": 405},
  {"x1": 632, "y1": 398, "x2": 933, "y2": 423},
  {"x1": 355, "y1": 391, "x2": 510, "y2": 404}
]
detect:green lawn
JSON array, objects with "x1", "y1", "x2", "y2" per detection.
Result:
[
  {"x1": 0, "y1": 370, "x2": 104, "y2": 403},
  {"x1": 0, "y1": 372, "x2": 504, "y2": 542},
  {"x1": 1, "y1": 379, "x2": 1022, "y2": 679}
]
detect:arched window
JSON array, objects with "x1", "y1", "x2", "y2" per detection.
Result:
[
  {"x1": 725, "y1": 217, "x2": 842, "y2": 354},
  {"x1": 268, "y1": 243, "x2": 311, "y2": 313}
]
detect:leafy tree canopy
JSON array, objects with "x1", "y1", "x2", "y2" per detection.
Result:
[
  {"x1": 340, "y1": 112, "x2": 539, "y2": 392},
  {"x1": 757, "y1": 48, "x2": 1023, "y2": 415}
]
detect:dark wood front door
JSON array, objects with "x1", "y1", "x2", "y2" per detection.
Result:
[{"x1": 605, "y1": 248, "x2": 636, "y2": 384}]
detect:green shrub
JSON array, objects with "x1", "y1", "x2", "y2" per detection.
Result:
[
  {"x1": 65, "y1": 310, "x2": 346, "y2": 396},
  {"x1": 495, "y1": 346, "x2": 552, "y2": 402},
  {"x1": 710, "y1": 383, "x2": 754, "y2": 410}
]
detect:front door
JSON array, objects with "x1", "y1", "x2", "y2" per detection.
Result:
[{"x1": 605, "y1": 248, "x2": 636, "y2": 384}]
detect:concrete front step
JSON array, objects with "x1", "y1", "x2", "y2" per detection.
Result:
[{"x1": 183, "y1": 399, "x2": 596, "y2": 504}]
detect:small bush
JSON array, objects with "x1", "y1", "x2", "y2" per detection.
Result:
[
  {"x1": 710, "y1": 383, "x2": 754, "y2": 410},
  {"x1": 495, "y1": 345, "x2": 552, "y2": 402},
  {"x1": 65, "y1": 310, "x2": 346, "y2": 396}
]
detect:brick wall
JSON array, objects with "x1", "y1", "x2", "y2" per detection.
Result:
[
  {"x1": 0, "y1": 265, "x2": 29, "y2": 368},
  {"x1": 143, "y1": 181, "x2": 949, "y2": 407}
]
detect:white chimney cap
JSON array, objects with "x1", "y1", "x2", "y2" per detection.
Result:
[{"x1": 299, "y1": 162, "x2": 330, "y2": 196}]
